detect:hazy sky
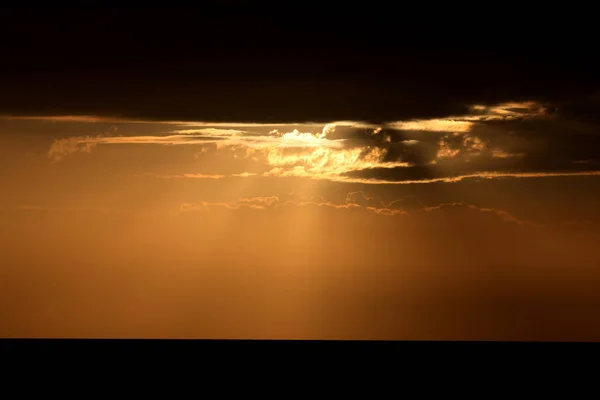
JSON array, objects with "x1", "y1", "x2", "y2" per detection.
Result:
[
  {"x1": 1, "y1": 109, "x2": 600, "y2": 340},
  {"x1": 2, "y1": 5, "x2": 600, "y2": 340}
]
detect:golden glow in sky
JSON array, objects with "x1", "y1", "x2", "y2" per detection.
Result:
[{"x1": 1, "y1": 100, "x2": 600, "y2": 341}]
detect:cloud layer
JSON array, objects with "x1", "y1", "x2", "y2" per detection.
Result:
[
  {"x1": 178, "y1": 191, "x2": 537, "y2": 228},
  {"x1": 39, "y1": 99, "x2": 600, "y2": 185}
]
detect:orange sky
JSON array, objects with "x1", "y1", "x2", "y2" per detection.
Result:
[{"x1": 2, "y1": 108, "x2": 600, "y2": 340}]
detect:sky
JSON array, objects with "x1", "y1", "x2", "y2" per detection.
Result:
[{"x1": 1, "y1": 5, "x2": 600, "y2": 340}]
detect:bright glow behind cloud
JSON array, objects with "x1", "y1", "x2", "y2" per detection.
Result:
[{"x1": 38, "y1": 100, "x2": 600, "y2": 184}]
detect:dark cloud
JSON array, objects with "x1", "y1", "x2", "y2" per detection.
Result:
[
  {"x1": 343, "y1": 166, "x2": 437, "y2": 182},
  {"x1": 1, "y1": 7, "x2": 599, "y2": 123},
  {"x1": 344, "y1": 160, "x2": 600, "y2": 183},
  {"x1": 382, "y1": 141, "x2": 440, "y2": 165},
  {"x1": 320, "y1": 126, "x2": 379, "y2": 142},
  {"x1": 467, "y1": 115, "x2": 600, "y2": 169},
  {"x1": 313, "y1": 108, "x2": 600, "y2": 182}
]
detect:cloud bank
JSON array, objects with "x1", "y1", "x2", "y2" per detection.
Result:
[{"x1": 35, "y1": 100, "x2": 600, "y2": 184}]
